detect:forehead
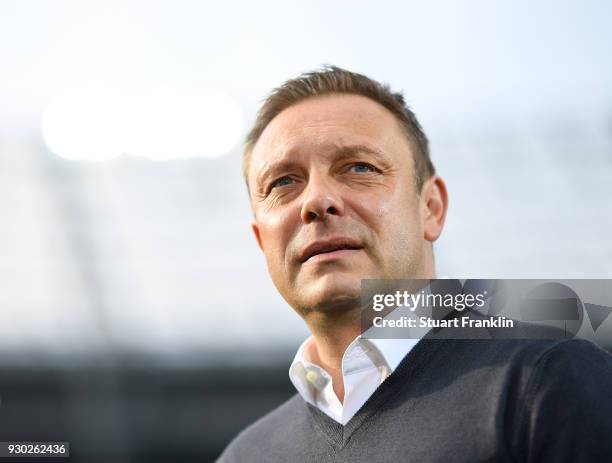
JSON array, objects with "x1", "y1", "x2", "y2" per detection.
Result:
[{"x1": 248, "y1": 94, "x2": 410, "y2": 184}]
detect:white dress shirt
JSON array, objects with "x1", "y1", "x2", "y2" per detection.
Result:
[{"x1": 289, "y1": 334, "x2": 420, "y2": 425}]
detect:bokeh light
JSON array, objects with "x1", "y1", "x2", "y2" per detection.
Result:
[{"x1": 41, "y1": 82, "x2": 243, "y2": 161}]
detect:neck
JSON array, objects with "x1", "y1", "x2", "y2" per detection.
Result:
[
  {"x1": 300, "y1": 265, "x2": 438, "y2": 403},
  {"x1": 304, "y1": 308, "x2": 362, "y2": 404}
]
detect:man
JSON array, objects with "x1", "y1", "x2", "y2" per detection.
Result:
[{"x1": 218, "y1": 66, "x2": 612, "y2": 462}]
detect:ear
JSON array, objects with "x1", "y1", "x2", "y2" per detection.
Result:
[
  {"x1": 251, "y1": 221, "x2": 264, "y2": 251},
  {"x1": 421, "y1": 175, "x2": 448, "y2": 242}
]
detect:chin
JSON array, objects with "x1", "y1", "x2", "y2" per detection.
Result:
[{"x1": 302, "y1": 273, "x2": 362, "y2": 313}]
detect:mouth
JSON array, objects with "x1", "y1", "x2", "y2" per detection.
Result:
[{"x1": 300, "y1": 238, "x2": 364, "y2": 263}]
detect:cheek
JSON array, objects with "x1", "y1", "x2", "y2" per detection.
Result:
[
  {"x1": 352, "y1": 184, "x2": 422, "y2": 248},
  {"x1": 372, "y1": 191, "x2": 399, "y2": 218},
  {"x1": 354, "y1": 183, "x2": 416, "y2": 226},
  {"x1": 257, "y1": 211, "x2": 297, "y2": 268}
]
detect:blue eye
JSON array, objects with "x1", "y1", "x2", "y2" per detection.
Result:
[
  {"x1": 271, "y1": 176, "x2": 293, "y2": 189},
  {"x1": 349, "y1": 163, "x2": 375, "y2": 173}
]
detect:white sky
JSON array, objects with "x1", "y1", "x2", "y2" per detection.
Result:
[
  {"x1": 1, "y1": 0, "x2": 611, "y2": 361},
  {"x1": 1, "y1": 0, "x2": 611, "y2": 134}
]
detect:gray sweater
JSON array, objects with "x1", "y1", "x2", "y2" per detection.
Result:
[{"x1": 218, "y1": 336, "x2": 612, "y2": 462}]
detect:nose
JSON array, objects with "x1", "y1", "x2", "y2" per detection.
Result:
[{"x1": 300, "y1": 172, "x2": 345, "y2": 224}]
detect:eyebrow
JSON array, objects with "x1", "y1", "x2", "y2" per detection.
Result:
[{"x1": 254, "y1": 143, "x2": 387, "y2": 192}]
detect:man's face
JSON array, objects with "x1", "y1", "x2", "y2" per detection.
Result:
[{"x1": 248, "y1": 94, "x2": 438, "y2": 317}]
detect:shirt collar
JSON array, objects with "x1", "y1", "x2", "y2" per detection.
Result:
[
  {"x1": 288, "y1": 279, "x2": 444, "y2": 403},
  {"x1": 365, "y1": 336, "x2": 420, "y2": 371},
  {"x1": 289, "y1": 336, "x2": 327, "y2": 405},
  {"x1": 289, "y1": 330, "x2": 419, "y2": 400}
]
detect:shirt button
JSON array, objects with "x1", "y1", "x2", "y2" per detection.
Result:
[{"x1": 306, "y1": 370, "x2": 320, "y2": 384}]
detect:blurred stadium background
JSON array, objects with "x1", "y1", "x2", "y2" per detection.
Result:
[{"x1": 0, "y1": 0, "x2": 611, "y2": 461}]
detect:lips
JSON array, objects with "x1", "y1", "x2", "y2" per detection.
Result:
[{"x1": 299, "y1": 238, "x2": 363, "y2": 263}]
